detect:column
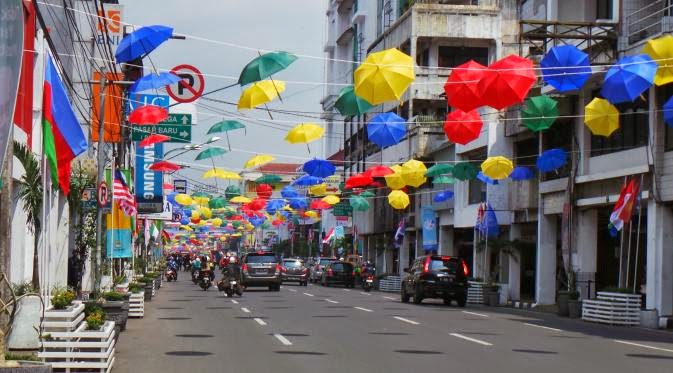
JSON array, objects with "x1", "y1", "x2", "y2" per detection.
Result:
[
  {"x1": 536, "y1": 213, "x2": 557, "y2": 305},
  {"x1": 439, "y1": 226, "x2": 455, "y2": 256},
  {"x1": 646, "y1": 200, "x2": 673, "y2": 317},
  {"x1": 399, "y1": 234, "x2": 409, "y2": 274},
  {"x1": 508, "y1": 225, "x2": 521, "y2": 301},
  {"x1": 576, "y1": 209, "x2": 598, "y2": 299}
]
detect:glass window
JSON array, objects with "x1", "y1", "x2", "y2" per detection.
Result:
[
  {"x1": 429, "y1": 259, "x2": 458, "y2": 273},
  {"x1": 245, "y1": 254, "x2": 278, "y2": 264},
  {"x1": 590, "y1": 93, "x2": 649, "y2": 157},
  {"x1": 466, "y1": 148, "x2": 487, "y2": 204},
  {"x1": 283, "y1": 260, "x2": 303, "y2": 268},
  {"x1": 438, "y1": 46, "x2": 489, "y2": 68},
  {"x1": 596, "y1": 0, "x2": 613, "y2": 19}
]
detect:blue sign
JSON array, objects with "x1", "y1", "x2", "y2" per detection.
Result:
[
  {"x1": 421, "y1": 206, "x2": 438, "y2": 253},
  {"x1": 106, "y1": 229, "x2": 132, "y2": 258},
  {"x1": 127, "y1": 93, "x2": 169, "y2": 113},
  {"x1": 135, "y1": 142, "x2": 164, "y2": 212}
]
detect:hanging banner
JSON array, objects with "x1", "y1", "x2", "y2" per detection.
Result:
[
  {"x1": 135, "y1": 142, "x2": 164, "y2": 213},
  {"x1": 0, "y1": 0, "x2": 23, "y2": 171},
  {"x1": 422, "y1": 206, "x2": 438, "y2": 252}
]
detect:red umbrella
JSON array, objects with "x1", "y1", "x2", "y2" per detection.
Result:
[
  {"x1": 444, "y1": 60, "x2": 487, "y2": 112},
  {"x1": 247, "y1": 198, "x2": 267, "y2": 211},
  {"x1": 310, "y1": 200, "x2": 332, "y2": 210},
  {"x1": 443, "y1": 109, "x2": 483, "y2": 145},
  {"x1": 364, "y1": 165, "x2": 394, "y2": 177},
  {"x1": 345, "y1": 173, "x2": 373, "y2": 189},
  {"x1": 272, "y1": 219, "x2": 282, "y2": 227},
  {"x1": 139, "y1": 133, "x2": 170, "y2": 147},
  {"x1": 128, "y1": 105, "x2": 168, "y2": 124},
  {"x1": 370, "y1": 181, "x2": 384, "y2": 188},
  {"x1": 256, "y1": 184, "x2": 273, "y2": 199},
  {"x1": 230, "y1": 215, "x2": 243, "y2": 221},
  {"x1": 163, "y1": 183, "x2": 173, "y2": 190},
  {"x1": 149, "y1": 160, "x2": 183, "y2": 172},
  {"x1": 478, "y1": 55, "x2": 536, "y2": 110}
]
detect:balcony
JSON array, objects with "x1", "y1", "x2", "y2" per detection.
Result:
[
  {"x1": 414, "y1": 66, "x2": 450, "y2": 101},
  {"x1": 509, "y1": 179, "x2": 539, "y2": 211},
  {"x1": 407, "y1": 115, "x2": 447, "y2": 159},
  {"x1": 625, "y1": 0, "x2": 673, "y2": 46}
]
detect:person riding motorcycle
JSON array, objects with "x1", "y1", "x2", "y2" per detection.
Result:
[
  {"x1": 191, "y1": 257, "x2": 202, "y2": 281},
  {"x1": 167, "y1": 258, "x2": 178, "y2": 280}
]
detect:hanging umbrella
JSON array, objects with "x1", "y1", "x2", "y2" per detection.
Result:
[
  {"x1": 350, "y1": 195, "x2": 370, "y2": 211},
  {"x1": 281, "y1": 185, "x2": 298, "y2": 198},
  {"x1": 139, "y1": 133, "x2": 170, "y2": 148},
  {"x1": 247, "y1": 198, "x2": 267, "y2": 211},
  {"x1": 310, "y1": 200, "x2": 332, "y2": 210},
  {"x1": 207, "y1": 120, "x2": 246, "y2": 150},
  {"x1": 237, "y1": 80, "x2": 286, "y2": 110},
  {"x1": 388, "y1": 190, "x2": 410, "y2": 210},
  {"x1": 359, "y1": 190, "x2": 376, "y2": 198},
  {"x1": 265, "y1": 199, "x2": 286, "y2": 214},
  {"x1": 384, "y1": 165, "x2": 406, "y2": 190},
  {"x1": 354, "y1": 48, "x2": 415, "y2": 105},
  {"x1": 308, "y1": 183, "x2": 327, "y2": 196},
  {"x1": 225, "y1": 185, "x2": 241, "y2": 199},
  {"x1": 256, "y1": 184, "x2": 273, "y2": 199},
  {"x1": 364, "y1": 165, "x2": 394, "y2": 177},
  {"x1": 584, "y1": 97, "x2": 620, "y2": 137},
  {"x1": 433, "y1": 190, "x2": 454, "y2": 203},
  {"x1": 208, "y1": 197, "x2": 227, "y2": 209},
  {"x1": 642, "y1": 35, "x2": 673, "y2": 86},
  {"x1": 510, "y1": 166, "x2": 534, "y2": 181},
  {"x1": 540, "y1": 45, "x2": 592, "y2": 92},
  {"x1": 292, "y1": 175, "x2": 323, "y2": 186},
  {"x1": 443, "y1": 109, "x2": 483, "y2": 145},
  {"x1": 195, "y1": 147, "x2": 228, "y2": 161},
  {"x1": 443, "y1": 60, "x2": 488, "y2": 112},
  {"x1": 481, "y1": 156, "x2": 514, "y2": 180},
  {"x1": 537, "y1": 148, "x2": 568, "y2": 172},
  {"x1": 175, "y1": 193, "x2": 193, "y2": 206},
  {"x1": 601, "y1": 54, "x2": 657, "y2": 104},
  {"x1": 478, "y1": 55, "x2": 536, "y2": 110},
  {"x1": 433, "y1": 175, "x2": 456, "y2": 185},
  {"x1": 322, "y1": 195, "x2": 340, "y2": 205},
  {"x1": 230, "y1": 196, "x2": 252, "y2": 204},
  {"x1": 303, "y1": 210, "x2": 319, "y2": 220},
  {"x1": 285, "y1": 123, "x2": 325, "y2": 145},
  {"x1": 149, "y1": 160, "x2": 182, "y2": 172},
  {"x1": 367, "y1": 112, "x2": 407, "y2": 148},
  {"x1": 115, "y1": 25, "x2": 173, "y2": 63},
  {"x1": 522, "y1": 95, "x2": 559, "y2": 132},
  {"x1": 239, "y1": 51, "x2": 298, "y2": 85},
  {"x1": 401, "y1": 159, "x2": 427, "y2": 188},
  {"x1": 663, "y1": 96, "x2": 673, "y2": 127},
  {"x1": 476, "y1": 171, "x2": 498, "y2": 185},
  {"x1": 452, "y1": 162, "x2": 479, "y2": 181},
  {"x1": 303, "y1": 158, "x2": 336, "y2": 178},
  {"x1": 256, "y1": 174, "x2": 282, "y2": 184},
  {"x1": 128, "y1": 105, "x2": 168, "y2": 125},
  {"x1": 244, "y1": 154, "x2": 275, "y2": 169},
  {"x1": 334, "y1": 85, "x2": 374, "y2": 116},
  {"x1": 129, "y1": 72, "x2": 181, "y2": 92},
  {"x1": 345, "y1": 173, "x2": 373, "y2": 189},
  {"x1": 289, "y1": 198, "x2": 308, "y2": 210},
  {"x1": 425, "y1": 163, "x2": 453, "y2": 177},
  {"x1": 163, "y1": 183, "x2": 173, "y2": 191}
]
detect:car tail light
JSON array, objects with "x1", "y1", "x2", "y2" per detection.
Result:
[
  {"x1": 461, "y1": 259, "x2": 470, "y2": 277},
  {"x1": 242, "y1": 264, "x2": 248, "y2": 273},
  {"x1": 367, "y1": 275, "x2": 374, "y2": 280},
  {"x1": 423, "y1": 256, "x2": 431, "y2": 273},
  {"x1": 275, "y1": 264, "x2": 282, "y2": 273},
  {"x1": 327, "y1": 268, "x2": 334, "y2": 276}
]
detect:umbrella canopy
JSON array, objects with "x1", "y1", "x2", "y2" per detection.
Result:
[
  {"x1": 476, "y1": 171, "x2": 498, "y2": 185},
  {"x1": 600, "y1": 54, "x2": 657, "y2": 104},
  {"x1": 401, "y1": 159, "x2": 427, "y2": 188},
  {"x1": 384, "y1": 165, "x2": 406, "y2": 190},
  {"x1": 265, "y1": 199, "x2": 286, "y2": 214},
  {"x1": 388, "y1": 190, "x2": 410, "y2": 210},
  {"x1": 540, "y1": 45, "x2": 592, "y2": 92},
  {"x1": 509, "y1": 166, "x2": 534, "y2": 181},
  {"x1": 129, "y1": 72, "x2": 180, "y2": 92},
  {"x1": 425, "y1": 164, "x2": 453, "y2": 177},
  {"x1": 359, "y1": 190, "x2": 376, "y2": 198},
  {"x1": 247, "y1": 198, "x2": 267, "y2": 211},
  {"x1": 115, "y1": 25, "x2": 173, "y2": 63},
  {"x1": 642, "y1": 35, "x2": 673, "y2": 86},
  {"x1": 521, "y1": 95, "x2": 559, "y2": 132},
  {"x1": 433, "y1": 175, "x2": 456, "y2": 185},
  {"x1": 310, "y1": 200, "x2": 332, "y2": 210},
  {"x1": 237, "y1": 80, "x2": 286, "y2": 110},
  {"x1": 139, "y1": 133, "x2": 170, "y2": 148},
  {"x1": 256, "y1": 174, "x2": 282, "y2": 184},
  {"x1": 443, "y1": 109, "x2": 483, "y2": 145},
  {"x1": 149, "y1": 160, "x2": 182, "y2": 172},
  {"x1": 367, "y1": 112, "x2": 407, "y2": 148},
  {"x1": 281, "y1": 186, "x2": 298, "y2": 198},
  {"x1": 244, "y1": 154, "x2": 275, "y2": 169},
  {"x1": 452, "y1": 162, "x2": 479, "y2": 181},
  {"x1": 443, "y1": 60, "x2": 487, "y2": 112},
  {"x1": 334, "y1": 85, "x2": 373, "y2": 117},
  {"x1": 364, "y1": 165, "x2": 394, "y2": 177},
  {"x1": 208, "y1": 197, "x2": 227, "y2": 209},
  {"x1": 350, "y1": 195, "x2": 370, "y2": 211},
  {"x1": 345, "y1": 173, "x2": 373, "y2": 189},
  {"x1": 175, "y1": 193, "x2": 194, "y2": 206},
  {"x1": 239, "y1": 51, "x2": 298, "y2": 86},
  {"x1": 195, "y1": 147, "x2": 228, "y2": 161},
  {"x1": 481, "y1": 156, "x2": 514, "y2": 180},
  {"x1": 256, "y1": 184, "x2": 273, "y2": 199},
  {"x1": 207, "y1": 120, "x2": 246, "y2": 134},
  {"x1": 478, "y1": 55, "x2": 536, "y2": 110},
  {"x1": 292, "y1": 175, "x2": 323, "y2": 186},
  {"x1": 322, "y1": 195, "x2": 340, "y2": 205},
  {"x1": 288, "y1": 198, "x2": 308, "y2": 210},
  {"x1": 128, "y1": 105, "x2": 168, "y2": 125},
  {"x1": 308, "y1": 183, "x2": 327, "y2": 196},
  {"x1": 537, "y1": 148, "x2": 568, "y2": 172},
  {"x1": 664, "y1": 96, "x2": 673, "y2": 127},
  {"x1": 584, "y1": 97, "x2": 620, "y2": 137},
  {"x1": 303, "y1": 158, "x2": 336, "y2": 178},
  {"x1": 230, "y1": 196, "x2": 252, "y2": 204},
  {"x1": 433, "y1": 190, "x2": 454, "y2": 203},
  {"x1": 285, "y1": 123, "x2": 324, "y2": 144},
  {"x1": 225, "y1": 185, "x2": 241, "y2": 199},
  {"x1": 354, "y1": 48, "x2": 415, "y2": 105}
]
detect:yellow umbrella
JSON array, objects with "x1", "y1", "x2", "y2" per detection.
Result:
[
  {"x1": 388, "y1": 190, "x2": 410, "y2": 210},
  {"x1": 212, "y1": 218, "x2": 223, "y2": 227},
  {"x1": 481, "y1": 156, "x2": 514, "y2": 180},
  {"x1": 237, "y1": 80, "x2": 286, "y2": 110},
  {"x1": 354, "y1": 48, "x2": 415, "y2": 105},
  {"x1": 199, "y1": 206, "x2": 213, "y2": 219},
  {"x1": 244, "y1": 154, "x2": 275, "y2": 169},
  {"x1": 584, "y1": 97, "x2": 620, "y2": 137},
  {"x1": 180, "y1": 225, "x2": 193, "y2": 231},
  {"x1": 193, "y1": 196, "x2": 210, "y2": 206},
  {"x1": 384, "y1": 165, "x2": 405, "y2": 190},
  {"x1": 304, "y1": 211, "x2": 319, "y2": 219},
  {"x1": 175, "y1": 193, "x2": 193, "y2": 206},
  {"x1": 309, "y1": 183, "x2": 327, "y2": 196},
  {"x1": 203, "y1": 168, "x2": 223, "y2": 179},
  {"x1": 643, "y1": 35, "x2": 673, "y2": 86},
  {"x1": 322, "y1": 195, "x2": 340, "y2": 205},
  {"x1": 285, "y1": 123, "x2": 324, "y2": 145},
  {"x1": 230, "y1": 196, "x2": 251, "y2": 204},
  {"x1": 401, "y1": 159, "x2": 427, "y2": 188}
]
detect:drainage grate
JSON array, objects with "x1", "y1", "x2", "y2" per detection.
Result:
[
  {"x1": 175, "y1": 334, "x2": 214, "y2": 338},
  {"x1": 274, "y1": 351, "x2": 326, "y2": 356},
  {"x1": 512, "y1": 349, "x2": 558, "y2": 354},
  {"x1": 394, "y1": 350, "x2": 442, "y2": 354},
  {"x1": 165, "y1": 351, "x2": 212, "y2": 357},
  {"x1": 369, "y1": 332, "x2": 411, "y2": 336},
  {"x1": 158, "y1": 317, "x2": 191, "y2": 320},
  {"x1": 626, "y1": 354, "x2": 673, "y2": 360},
  {"x1": 157, "y1": 307, "x2": 184, "y2": 310}
]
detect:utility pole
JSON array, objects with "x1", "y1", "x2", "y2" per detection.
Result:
[{"x1": 93, "y1": 72, "x2": 107, "y2": 292}]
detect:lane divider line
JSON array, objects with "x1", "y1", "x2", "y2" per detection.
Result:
[
  {"x1": 383, "y1": 296, "x2": 397, "y2": 300},
  {"x1": 354, "y1": 306, "x2": 373, "y2": 312},
  {"x1": 325, "y1": 299, "x2": 339, "y2": 304},
  {"x1": 303, "y1": 292, "x2": 315, "y2": 297},
  {"x1": 231, "y1": 299, "x2": 239, "y2": 305},
  {"x1": 450, "y1": 333, "x2": 493, "y2": 346},
  {"x1": 462, "y1": 311, "x2": 489, "y2": 318},
  {"x1": 254, "y1": 318, "x2": 267, "y2": 326},
  {"x1": 523, "y1": 323, "x2": 562, "y2": 332},
  {"x1": 360, "y1": 292, "x2": 371, "y2": 296},
  {"x1": 288, "y1": 289, "x2": 298, "y2": 293},
  {"x1": 614, "y1": 340, "x2": 673, "y2": 353},
  {"x1": 343, "y1": 289, "x2": 351, "y2": 292},
  {"x1": 241, "y1": 307, "x2": 250, "y2": 313},
  {"x1": 274, "y1": 334, "x2": 293, "y2": 346},
  {"x1": 394, "y1": 316, "x2": 420, "y2": 325}
]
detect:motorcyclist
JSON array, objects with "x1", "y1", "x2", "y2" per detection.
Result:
[
  {"x1": 191, "y1": 256, "x2": 202, "y2": 280},
  {"x1": 167, "y1": 257, "x2": 178, "y2": 280}
]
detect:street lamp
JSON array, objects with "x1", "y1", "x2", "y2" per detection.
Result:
[{"x1": 163, "y1": 136, "x2": 221, "y2": 160}]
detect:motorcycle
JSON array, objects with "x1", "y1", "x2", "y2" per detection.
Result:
[
  {"x1": 218, "y1": 276, "x2": 243, "y2": 297},
  {"x1": 199, "y1": 271, "x2": 212, "y2": 291},
  {"x1": 165, "y1": 268, "x2": 177, "y2": 282},
  {"x1": 191, "y1": 270, "x2": 200, "y2": 284},
  {"x1": 363, "y1": 274, "x2": 374, "y2": 292}
]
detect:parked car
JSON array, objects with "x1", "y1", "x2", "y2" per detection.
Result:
[
  {"x1": 310, "y1": 257, "x2": 337, "y2": 283},
  {"x1": 281, "y1": 258, "x2": 309, "y2": 286},
  {"x1": 241, "y1": 252, "x2": 282, "y2": 291},
  {"x1": 321, "y1": 261, "x2": 356, "y2": 288},
  {"x1": 401, "y1": 255, "x2": 469, "y2": 306}
]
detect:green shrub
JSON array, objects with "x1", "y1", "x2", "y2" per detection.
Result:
[
  {"x1": 128, "y1": 282, "x2": 142, "y2": 293},
  {"x1": 140, "y1": 277, "x2": 154, "y2": 284},
  {"x1": 85, "y1": 309, "x2": 106, "y2": 330},
  {"x1": 5, "y1": 352, "x2": 40, "y2": 362},
  {"x1": 113, "y1": 275, "x2": 127, "y2": 286},
  {"x1": 51, "y1": 287, "x2": 76, "y2": 309},
  {"x1": 12, "y1": 281, "x2": 36, "y2": 296},
  {"x1": 103, "y1": 291, "x2": 124, "y2": 301},
  {"x1": 84, "y1": 302, "x2": 103, "y2": 317}
]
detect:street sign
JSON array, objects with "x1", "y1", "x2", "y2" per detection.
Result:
[
  {"x1": 131, "y1": 125, "x2": 192, "y2": 143},
  {"x1": 173, "y1": 179, "x2": 187, "y2": 194},
  {"x1": 160, "y1": 113, "x2": 192, "y2": 125},
  {"x1": 82, "y1": 188, "x2": 97, "y2": 209},
  {"x1": 332, "y1": 202, "x2": 353, "y2": 217},
  {"x1": 172, "y1": 212, "x2": 182, "y2": 222},
  {"x1": 167, "y1": 64, "x2": 204, "y2": 103},
  {"x1": 97, "y1": 182, "x2": 109, "y2": 208},
  {"x1": 135, "y1": 143, "x2": 164, "y2": 214},
  {"x1": 127, "y1": 93, "x2": 169, "y2": 112}
]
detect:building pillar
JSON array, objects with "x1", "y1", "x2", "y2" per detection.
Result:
[
  {"x1": 536, "y1": 213, "x2": 557, "y2": 305},
  {"x1": 399, "y1": 234, "x2": 409, "y2": 274},
  {"x1": 646, "y1": 200, "x2": 673, "y2": 318},
  {"x1": 439, "y1": 226, "x2": 454, "y2": 256},
  {"x1": 575, "y1": 209, "x2": 598, "y2": 299},
  {"x1": 508, "y1": 225, "x2": 522, "y2": 301}
]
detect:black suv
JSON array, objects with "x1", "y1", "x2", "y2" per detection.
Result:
[
  {"x1": 321, "y1": 261, "x2": 356, "y2": 288},
  {"x1": 401, "y1": 255, "x2": 469, "y2": 306},
  {"x1": 241, "y1": 252, "x2": 282, "y2": 291}
]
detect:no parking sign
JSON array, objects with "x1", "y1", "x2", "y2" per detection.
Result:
[{"x1": 167, "y1": 64, "x2": 205, "y2": 103}]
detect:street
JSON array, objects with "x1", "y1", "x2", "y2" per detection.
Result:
[{"x1": 116, "y1": 278, "x2": 673, "y2": 372}]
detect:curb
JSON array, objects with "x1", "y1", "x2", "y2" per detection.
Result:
[{"x1": 505, "y1": 300, "x2": 537, "y2": 310}]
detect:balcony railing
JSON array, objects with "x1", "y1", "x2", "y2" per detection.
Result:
[{"x1": 625, "y1": 0, "x2": 673, "y2": 45}]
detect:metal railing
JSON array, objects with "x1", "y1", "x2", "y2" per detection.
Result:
[{"x1": 625, "y1": 0, "x2": 672, "y2": 44}]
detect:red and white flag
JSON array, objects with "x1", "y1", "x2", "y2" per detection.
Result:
[
  {"x1": 114, "y1": 170, "x2": 137, "y2": 216},
  {"x1": 322, "y1": 227, "x2": 335, "y2": 244}
]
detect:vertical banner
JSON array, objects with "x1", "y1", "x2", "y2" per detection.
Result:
[
  {"x1": 105, "y1": 169, "x2": 132, "y2": 258},
  {"x1": 0, "y1": 0, "x2": 23, "y2": 169},
  {"x1": 135, "y1": 142, "x2": 164, "y2": 213},
  {"x1": 422, "y1": 206, "x2": 438, "y2": 253}
]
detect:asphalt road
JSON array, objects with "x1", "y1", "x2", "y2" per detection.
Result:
[{"x1": 115, "y1": 276, "x2": 673, "y2": 372}]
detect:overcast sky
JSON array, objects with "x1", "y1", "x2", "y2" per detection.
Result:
[{"x1": 119, "y1": 0, "x2": 328, "y2": 190}]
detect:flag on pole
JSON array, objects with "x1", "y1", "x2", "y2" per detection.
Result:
[
  {"x1": 394, "y1": 217, "x2": 406, "y2": 248},
  {"x1": 322, "y1": 227, "x2": 335, "y2": 244},
  {"x1": 608, "y1": 177, "x2": 640, "y2": 237},
  {"x1": 114, "y1": 170, "x2": 137, "y2": 216},
  {"x1": 334, "y1": 225, "x2": 345, "y2": 239}
]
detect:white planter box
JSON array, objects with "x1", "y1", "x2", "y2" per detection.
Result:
[
  {"x1": 128, "y1": 292, "x2": 144, "y2": 318},
  {"x1": 379, "y1": 276, "x2": 401, "y2": 292},
  {"x1": 467, "y1": 281, "x2": 485, "y2": 304},
  {"x1": 582, "y1": 292, "x2": 642, "y2": 326},
  {"x1": 43, "y1": 301, "x2": 85, "y2": 334},
  {"x1": 40, "y1": 320, "x2": 116, "y2": 373}
]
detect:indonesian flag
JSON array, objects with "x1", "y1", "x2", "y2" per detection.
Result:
[
  {"x1": 608, "y1": 178, "x2": 640, "y2": 237},
  {"x1": 322, "y1": 227, "x2": 335, "y2": 244}
]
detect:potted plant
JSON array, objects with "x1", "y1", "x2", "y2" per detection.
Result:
[
  {"x1": 128, "y1": 282, "x2": 143, "y2": 294},
  {"x1": 558, "y1": 270, "x2": 578, "y2": 317},
  {"x1": 567, "y1": 290, "x2": 581, "y2": 318},
  {"x1": 485, "y1": 284, "x2": 500, "y2": 306},
  {"x1": 84, "y1": 303, "x2": 107, "y2": 331},
  {"x1": 141, "y1": 277, "x2": 154, "y2": 301},
  {"x1": 50, "y1": 287, "x2": 76, "y2": 310},
  {"x1": 100, "y1": 291, "x2": 128, "y2": 332}
]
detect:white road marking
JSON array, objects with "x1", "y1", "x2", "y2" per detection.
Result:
[
  {"x1": 287, "y1": 289, "x2": 297, "y2": 293},
  {"x1": 524, "y1": 323, "x2": 562, "y2": 332},
  {"x1": 231, "y1": 299, "x2": 239, "y2": 305},
  {"x1": 394, "y1": 316, "x2": 420, "y2": 325},
  {"x1": 614, "y1": 340, "x2": 673, "y2": 353},
  {"x1": 343, "y1": 289, "x2": 351, "y2": 292},
  {"x1": 325, "y1": 299, "x2": 339, "y2": 304},
  {"x1": 383, "y1": 296, "x2": 396, "y2": 300},
  {"x1": 303, "y1": 292, "x2": 315, "y2": 297},
  {"x1": 360, "y1": 292, "x2": 371, "y2": 296},
  {"x1": 254, "y1": 318, "x2": 267, "y2": 326},
  {"x1": 450, "y1": 333, "x2": 493, "y2": 346},
  {"x1": 462, "y1": 311, "x2": 489, "y2": 318},
  {"x1": 241, "y1": 307, "x2": 250, "y2": 313},
  {"x1": 273, "y1": 334, "x2": 293, "y2": 346},
  {"x1": 354, "y1": 306, "x2": 373, "y2": 312}
]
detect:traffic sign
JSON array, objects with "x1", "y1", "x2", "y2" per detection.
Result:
[
  {"x1": 98, "y1": 181, "x2": 109, "y2": 208},
  {"x1": 332, "y1": 202, "x2": 353, "y2": 217},
  {"x1": 131, "y1": 125, "x2": 192, "y2": 143},
  {"x1": 174, "y1": 179, "x2": 187, "y2": 194},
  {"x1": 161, "y1": 113, "x2": 192, "y2": 125},
  {"x1": 167, "y1": 64, "x2": 204, "y2": 103}
]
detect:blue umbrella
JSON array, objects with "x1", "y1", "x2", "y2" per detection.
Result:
[
  {"x1": 167, "y1": 192, "x2": 178, "y2": 206},
  {"x1": 433, "y1": 190, "x2": 454, "y2": 203},
  {"x1": 477, "y1": 203, "x2": 499, "y2": 238},
  {"x1": 509, "y1": 166, "x2": 534, "y2": 181},
  {"x1": 265, "y1": 199, "x2": 286, "y2": 214},
  {"x1": 115, "y1": 25, "x2": 173, "y2": 63},
  {"x1": 536, "y1": 148, "x2": 568, "y2": 172},
  {"x1": 540, "y1": 45, "x2": 592, "y2": 92},
  {"x1": 288, "y1": 198, "x2": 308, "y2": 210},
  {"x1": 600, "y1": 54, "x2": 657, "y2": 104},
  {"x1": 281, "y1": 186, "x2": 298, "y2": 199},
  {"x1": 477, "y1": 171, "x2": 498, "y2": 185},
  {"x1": 367, "y1": 112, "x2": 407, "y2": 148},
  {"x1": 303, "y1": 158, "x2": 336, "y2": 178},
  {"x1": 292, "y1": 174, "x2": 323, "y2": 186},
  {"x1": 664, "y1": 96, "x2": 673, "y2": 127},
  {"x1": 130, "y1": 72, "x2": 181, "y2": 92}
]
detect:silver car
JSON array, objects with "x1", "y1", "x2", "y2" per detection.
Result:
[
  {"x1": 241, "y1": 252, "x2": 281, "y2": 291},
  {"x1": 309, "y1": 257, "x2": 337, "y2": 283},
  {"x1": 281, "y1": 259, "x2": 309, "y2": 286}
]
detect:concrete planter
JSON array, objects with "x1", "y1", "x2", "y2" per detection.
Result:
[
  {"x1": 640, "y1": 309, "x2": 659, "y2": 329},
  {"x1": 7, "y1": 295, "x2": 42, "y2": 350},
  {"x1": 0, "y1": 361, "x2": 52, "y2": 372},
  {"x1": 484, "y1": 287, "x2": 499, "y2": 306},
  {"x1": 143, "y1": 285, "x2": 153, "y2": 301},
  {"x1": 128, "y1": 292, "x2": 144, "y2": 318},
  {"x1": 557, "y1": 291, "x2": 570, "y2": 316},
  {"x1": 39, "y1": 321, "x2": 116, "y2": 373},
  {"x1": 568, "y1": 299, "x2": 581, "y2": 318},
  {"x1": 100, "y1": 301, "x2": 128, "y2": 333}
]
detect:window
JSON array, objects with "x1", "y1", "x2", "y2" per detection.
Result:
[
  {"x1": 438, "y1": 46, "x2": 489, "y2": 68},
  {"x1": 596, "y1": 0, "x2": 613, "y2": 20},
  {"x1": 466, "y1": 148, "x2": 487, "y2": 204},
  {"x1": 590, "y1": 93, "x2": 649, "y2": 157}
]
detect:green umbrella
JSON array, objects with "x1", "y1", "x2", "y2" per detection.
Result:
[
  {"x1": 207, "y1": 120, "x2": 246, "y2": 150},
  {"x1": 433, "y1": 175, "x2": 457, "y2": 185},
  {"x1": 425, "y1": 164, "x2": 454, "y2": 177},
  {"x1": 195, "y1": 147, "x2": 228, "y2": 161},
  {"x1": 225, "y1": 185, "x2": 241, "y2": 200},
  {"x1": 350, "y1": 196, "x2": 370, "y2": 211},
  {"x1": 359, "y1": 190, "x2": 375, "y2": 198},
  {"x1": 334, "y1": 85, "x2": 373, "y2": 117},
  {"x1": 452, "y1": 162, "x2": 479, "y2": 181},
  {"x1": 232, "y1": 221, "x2": 242, "y2": 229},
  {"x1": 521, "y1": 95, "x2": 559, "y2": 132},
  {"x1": 192, "y1": 191, "x2": 210, "y2": 198},
  {"x1": 238, "y1": 51, "x2": 298, "y2": 86},
  {"x1": 261, "y1": 221, "x2": 272, "y2": 229},
  {"x1": 208, "y1": 197, "x2": 227, "y2": 209},
  {"x1": 255, "y1": 174, "x2": 282, "y2": 184}
]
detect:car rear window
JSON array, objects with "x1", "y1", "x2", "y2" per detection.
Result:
[
  {"x1": 245, "y1": 254, "x2": 278, "y2": 264},
  {"x1": 331, "y1": 263, "x2": 352, "y2": 271},
  {"x1": 429, "y1": 259, "x2": 458, "y2": 273},
  {"x1": 283, "y1": 260, "x2": 303, "y2": 268},
  {"x1": 319, "y1": 259, "x2": 335, "y2": 266}
]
